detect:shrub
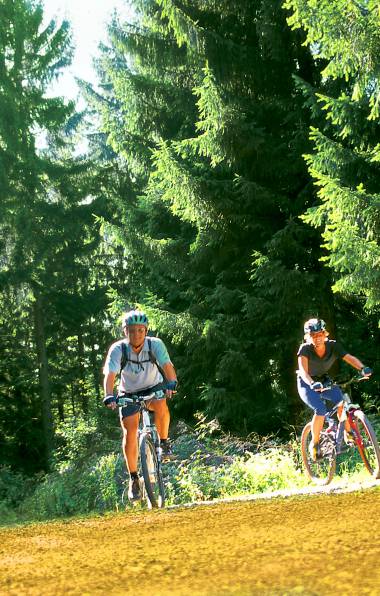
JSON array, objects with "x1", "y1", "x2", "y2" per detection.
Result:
[
  {"x1": 0, "y1": 466, "x2": 35, "y2": 507},
  {"x1": 17, "y1": 452, "x2": 127, "y2": 521},
  {"x1": 53, "y1": 414, "x2": 116, "y2": 472},
  {"x1": 3, "y1": 413, "x2": 380, "y2": 524},
  {"x1": 163, "y1": 444, "x2": 309, "y2": 505}
]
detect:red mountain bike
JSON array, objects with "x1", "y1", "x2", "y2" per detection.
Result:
[{"x1": 301, "y1": 374, "x2": 380, "y2": 485}]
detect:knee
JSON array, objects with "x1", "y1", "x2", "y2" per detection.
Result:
[
  {"x1": 122, "y1": 420, "x2": 139, "y2": 441},
  {"x1": 124, "y1": 431, "x2": 138, "y2": 448},
  {"x1": 153, "y1": 399, "x2": 168, "y2": 415}
]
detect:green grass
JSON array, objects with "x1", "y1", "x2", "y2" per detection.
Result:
[{"x1": 1, "y1": 414, "x2": 379, "y2": 525}]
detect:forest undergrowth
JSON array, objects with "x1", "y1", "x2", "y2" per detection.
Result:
[{"x1": 1, "y1": 413, "x2": 379, "y2": 526}]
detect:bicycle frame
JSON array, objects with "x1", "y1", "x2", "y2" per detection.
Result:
[
  {"x1": 321, "y1": 377, "x2": 369, "y2": 453},
  {"x1": 117, "y1": 389, "x2": 166, "y2": 507},
  {"x1": 117, "y1": 389, "x2": 164, "y2": 445},
  {"x1": 324, "y1": 394, "x2": 357, "y2": 451},
  {"x1": 138, "y1": 399, "x2": 162, "y2": 460}
]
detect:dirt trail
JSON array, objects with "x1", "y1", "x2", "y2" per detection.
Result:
[{"x1": 0, "y1": 489, "x2": 379, "y2": 595}]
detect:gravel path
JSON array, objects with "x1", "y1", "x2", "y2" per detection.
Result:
[{"x1": 0, "y1": 482, "x2": 379, "y2": 595}]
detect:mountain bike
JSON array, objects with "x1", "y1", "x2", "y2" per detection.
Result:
[
  {"x1": 117, "y1": 386, "x2": 166, "y2": 508},
  {"x1": 301, "y1": 374, "x2": 380, "y2": 485}
]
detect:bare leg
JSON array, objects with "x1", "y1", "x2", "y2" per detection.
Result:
[
  {"x1": 149, "y1": 399, "x2": 170, "y2": 440},
  {"x1": 336, "y1": 403, "x2": 351, "y2": 432},
  {"x1": 121, "y1": 413, "x2": 139, "y2": 473},
  {"x1": 311, "y1": 413, "x2": 325, "y2": 445}
]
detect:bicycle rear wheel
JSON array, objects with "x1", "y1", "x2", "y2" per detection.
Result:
[
  {"x1": 350, "y1": 411, "x2": 380, "y2": 479},
  {"x1": 139, "y1": 434, "x2": 165, "y2": 508},
  {"x1": 301, "y1": 422, "x2": 336, "y2": 485}
]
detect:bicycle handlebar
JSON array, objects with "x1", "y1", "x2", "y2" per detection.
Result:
[
  {"x1": 316, "y1": 371, "x2": 372, "y2": 392},
  {"x1": 115, "y1": 382, "x2": 177, "y2": 407},
  {"x1": 103, "y1": 381, "x2": 177, "y2": 408},
  {"x1": 116, "y1": 392, "x2": 161, "y2": 406}
]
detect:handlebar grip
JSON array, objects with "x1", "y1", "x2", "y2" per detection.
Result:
[
  {"x1": 103, "y1": 395, "x2": 116, "y2": 406},
  {"x1": 311, "y1": 381, "x2": 323, "y2": 392}
]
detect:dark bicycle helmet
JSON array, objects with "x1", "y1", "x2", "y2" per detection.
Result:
[
  {"x1": 303, "y1": 318, "x2": 326, "y2": 334},
  {"x1": 122, "y1": 309, "x2": 149, "y2": 328}
]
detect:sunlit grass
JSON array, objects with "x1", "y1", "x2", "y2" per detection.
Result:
[{"x1": 1, "y1": 417, "x2": 379, "y2": 525}]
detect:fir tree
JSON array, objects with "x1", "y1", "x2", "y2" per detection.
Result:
[
  {"x1": 0, "y1": 0, "x2": 114, "y2": 468},
  {"x1": 285, "y1": 0, "x2": 380, "y2": 313},
  {"x1": 93, "y1": 0, "x2": 329, "y2": 432}
]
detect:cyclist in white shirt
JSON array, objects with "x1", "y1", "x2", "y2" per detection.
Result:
[{"x1": 103, "y1": 310, "x2": 177, "y2": 501}]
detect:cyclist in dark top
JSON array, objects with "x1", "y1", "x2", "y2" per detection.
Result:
[{"x1": 297, "y1": 318, "x2": 372, "y2": 461}]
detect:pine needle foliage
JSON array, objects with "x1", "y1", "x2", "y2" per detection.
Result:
[
  {"x1": 94, "y1": 0, "x2": 333, "y2": 432},
  {"x1": 0, "y1": 0, "x2": 117, "y2": 469},
  {"x1": 285, "y1": 0, "x2": 380, "y2": 313}
]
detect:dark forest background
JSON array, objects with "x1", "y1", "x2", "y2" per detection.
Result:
[{"x1": 1, "y1": 0, "x2": 379, "y2": 477}]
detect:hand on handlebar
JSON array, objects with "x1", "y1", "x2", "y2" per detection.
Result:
[
  {"x1": 361, "y1": 366, "x2": 373, "y2": 378},
  {"x1": 165, "y1": 380, "x2": 178, "y2": 400},
  {"x1": 311, "y1": 381, "x2": 324, "y2": 392},
  {"x1": 103, "y1": 395, "x2": 117, "y2": 409},
  {"x1": 165, "y1": 390, "x2": 177, "y2": 399}
]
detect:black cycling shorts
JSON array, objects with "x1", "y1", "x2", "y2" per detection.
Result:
[{"x1": 119, "y1": 391, "x2": 166, "y2": 420}]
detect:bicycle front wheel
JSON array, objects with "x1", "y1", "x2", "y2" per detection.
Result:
[
  {"x1": 301, "y1": 422, "x2": 336, "y2": 485},
  {"x1": 350, "y1": 411, "x2": 380, "y2": 479},
  {"x1": 139, "y1": 434, "x2": 165, "y2": 508}
]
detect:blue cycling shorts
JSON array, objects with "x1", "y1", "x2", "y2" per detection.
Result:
[{"x1": 297, "y1": 377, "x2": 343, "y2": 416}]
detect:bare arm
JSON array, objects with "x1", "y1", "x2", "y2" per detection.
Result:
[
  {"x1": 297, "y1": 355, "x2": 314, "y2": 386},
  {"x1": 104, "y1": 371, "x2": 117, "y2": 409},
  {"x1": 162, "y1": 362, "x2": 177, "y2": 398},
  {"x1": 162, "y1": 362, "x2": 177, "y2": 382},
  {"x1": 342, "y1": 353, "x2": 365, "y2": 370}
]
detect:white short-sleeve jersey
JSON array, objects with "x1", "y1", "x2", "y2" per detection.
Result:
[{"x1": 103, "y1": 336, "x2": 171, "y2": 393}]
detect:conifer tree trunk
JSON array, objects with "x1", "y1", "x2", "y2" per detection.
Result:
[
  {"x1": 90, "y1": 341, "x2": 101, "y2": 403},
  {"x1": 282, "y1": 360, "x2": 303, "y2": 421},
  {"x1": 77, "y1": 329, "x2": 88, "y2": 413},
  {"x1": 57, "y1": 393, "x2": 65, "y2": 422},
  {"x1": 70, "y1": 381, "x2": 76, "y2": 416},
  {"x1": 32, "y1": 290, "x2": 53, "y2": 466}
]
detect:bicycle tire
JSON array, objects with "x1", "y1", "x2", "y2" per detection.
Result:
[
  {"x1": 351, "y1": 411, "x2": 380, "y2": 479},
  {"x1": 139, "y1": 434, "x2": 165, "y2": 508},
  {"x1": 301, "y1": 422, "x2": 336, "y2": 485}
]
